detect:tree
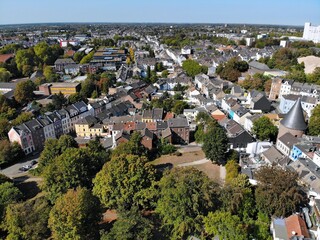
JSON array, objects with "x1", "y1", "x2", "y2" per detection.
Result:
[
  {"x1": 255, "y1": 165, "x2": 306, "y2": 217},
  {"x1": 225, "y1": 160, "x2": 239, "y2": 183},
  {"x1": 93, "y1": 154, "x2": 155, "y2": 210},
  {"x1": 182, "y1": 59, "x2": 207, "y2": 78},
  {"x1": 68, "y1": 92, "x2": 86, "y2": 104},
  {"x1": 80, "y1": 51, "x2": 94, "y2": 64},
  {"x1": 80, "y1": 78, "x2": 96, "y2": 98},
  {"x1": 203, "y1": 211, "x2": 248, "y2": 240},
  {"x1": 52, "y1": 92, "x2": 67, "y2": 109},
  {"x1": 0, "y1": 118, "x2": 11, "y2": 139},
  {"x1": 101, "y1": 206, "x2": 153, "y2": 240},
  {"x1": 308, "y1": 104, "x2": 320, "y2": 136},
  {"x1": 34, "y1": 42, "x2": 52, "y2": 64},
  {"x1": 48, "y1": 188, "x2": 101, "y2": 240},
  {"x1": 171, "y1": 100, "x2": 188, "y2": 114},
  {"x1": 0, "y1": 140, "x2": 23, "y2": 165},
  {"x1": 14, "y1": 80, "x2": 36, "y2": 104},
  {"x1": 252, "y1": 116, "x2": 278, "y2": 142},
  {"x1": 202, "y1": 126, "x2": 228, "y2": 165},
  {"x1": 111, "y1": 132, "x2": 147, "y2": 158},
  {"x1": 43, "y1": 65, "x2": 54, "y2": 81},
  {"x1": 156, "y1": 168, "x2": 219, "y2": 239},
  {"x1": 3, "y1": 197, "x2": 51, "y2": 240},
  {"x1": 15, "y1": 49, "x2": 36, "y2": 74},
  {"x1": 0, "y1": 182, "x2": 22, "y2": 221},
  {"x1": 220, "y1": 174, "x2": 256, "y2": 221},
  {"x1": 41, "y1": 148, "x2": 94, "y2": 202},
  {"x1": 0, "y1": 67, "x2": 11, "y2": 82},
  {"x1": 73, "y1": 51, "x2": 85, "y2": 63},
  {"x1": 161, "y1": 70, "x2": 169, "y2": 78},
  {"x1": 11, "y1": 112, "x2": 33, "y2": 126}
]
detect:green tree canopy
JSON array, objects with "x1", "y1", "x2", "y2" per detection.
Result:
[
  {"x1": 0, "y1": 67, "x2": 12, "y2": 82},
  {"x1": 252, "y1": 116, "x2": 278, "y2": 142},
  {"x1": 41, "y1": 148, "x2": 95, "y2": 202},
  {"x1": 14, "y1": 80, "x2": 36, "y2": 104},
  {"x1": 3, "y1": 197, "x2": 51, "y2": 240},
  {"x1": 202, "y1": 125, "x2": 228, "y2": 165},
  {"x1": 225, "y1": 159, "x2": 240, "y2": 183},
  {"x1": 37, "y1": 135, "x2": 78, "y2": 173},
  {"x1": 11, "y1": 112, "x2": 33, "y2": 126},
  {"x1": 101, "y1": 206, "x2": 154, "y2": 240},
  {"x1": 308, "y1": 104, "x2": 320, "y2": 136},
  {"x1": 0, "y1": 181, "x2": 22, "y2": 221},
  {"x1": 48, "y1": 187, "x2": 101, "y2": 240},
  {"x1": 182, "y1": 59, "x2": 207, "y2": 78},
  {"x1": 255, "y1": 165, "x2": 306, "y2": 217},
  {"x1": 0, "y1": 140, "x2": 23, "y2": 166},
  {"x1": 80, "y1": 51, "x2": 94, "y2": 64},
  {"x1": 220, "y1": 174, "x2": 256, "y2": 221},
  {"x1": 156, "y1": 168, "x2": 219, "y2": 239},
  {"x1": 93, "y1": 154, "x2": 155, "y2": 210},
  {"x1": 203, "y1": 211, "x2": 248, "y2": 240}
]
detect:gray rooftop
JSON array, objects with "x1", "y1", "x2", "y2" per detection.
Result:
[{"x1": 280, "y1": 98, "x2": 307, "y2": 131}]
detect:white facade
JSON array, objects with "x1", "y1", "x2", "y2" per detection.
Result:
[
  {"x1": 303, "y1": 22, "x2": 320, "y2": 43},
  {"x1": 313, "y1": 151, "x2": 320, "y2": 167},
  {"x1": 279, "y1": 81, "x2": 292, "y2": 98}
]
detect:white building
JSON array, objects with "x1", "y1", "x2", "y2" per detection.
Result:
[{"x1": 303, "y1": 22, "x2": 320, "y2": 43}]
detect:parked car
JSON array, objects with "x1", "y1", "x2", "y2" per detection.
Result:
[{"x1": 30, "y1": 160, "x2": 38, "y2": 166}]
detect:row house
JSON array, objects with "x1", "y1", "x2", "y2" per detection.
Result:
[
  {"x1": 8, "y1": 124, "x2": 35, "y2": 155},
  {"x1": 65, "y1": 101, "x2": 91, "y2": 132},
  {"x1": 88, "y1": 101, "x2": 107, "y2": 117},
  {"x1": 270, "y1": 78, "x2": 320, "y2": 100},
  {"x1": 8, "y1": 101, "x2": 91, "y2": 154},
  {"x1": 142, "y1": 108, "x2": 164, "y2": 122},
  {"x1": 75, "y1": 115, "x2": 106, "y2": 138},
  {"x1": 229, "y1": 104, "x2": 251, "y2": 126},
  {"x1": 279, "y1": 94, "x2": 317, "y2": 117}
]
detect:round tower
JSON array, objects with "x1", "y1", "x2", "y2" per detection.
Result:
[{"x1": 277, "y1": 98, "x2": 307, "y2": 139}]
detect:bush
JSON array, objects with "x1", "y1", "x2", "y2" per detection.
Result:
[
  {"x1": 174, "y1": 151, "x2": 182, "y2": 156},
  {"x1": 161, "y1": 143, "x2": 177, "y2": 155}
]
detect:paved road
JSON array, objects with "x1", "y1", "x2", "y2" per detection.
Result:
[{"x1": 0, "y1": 154, "x2": 39, "y2": 179}]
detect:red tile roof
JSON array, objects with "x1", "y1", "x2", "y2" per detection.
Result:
[
  {"x1": 0, "y1": 53, "x2": 14, "y2": 63},
  {"x1": 285, "y1": 215, "x2": 310, "y2": 238}
]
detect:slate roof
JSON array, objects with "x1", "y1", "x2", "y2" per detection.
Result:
[
  {"x1": 278, "y1": 132, "x2": 299, "y2": 149},
  {"x1": 55, "y1": 58, "x2": 75, "y2": 65},
  {"x1": 249, "y1": 61, "x2": 270, "y2": 71},
  {"x1": 280, "y1": 98, "x2": 307, "y2": 131},
  {"x1": 167, "y1": 117, "x2": 189, "y2": 128}
]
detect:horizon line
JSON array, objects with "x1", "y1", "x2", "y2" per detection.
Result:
[{"x1": 0, "y1": 21, "x2": 305, "y2": 28}]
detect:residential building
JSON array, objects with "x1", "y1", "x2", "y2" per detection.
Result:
[
  {"x1": 303, "y1": 22, "x2": 320, "y2": 43},
  {"x1": 219, "y1": 118, "x2": 254, "y2": 151},
  {"x1": 271, "y1": 214, "x2": 311, "y2": 240},
  {"x1": 167, "y1": 117, "x2": 190, "y2": 144},
  {"x1": 276, "y1": 132, "x2": 299, "y2": 157},
  {"x1": 142, "y1": 108, "x2": 164, "y2": 122},
  {"x1": 277, "y1": 98, "x2": 307, "y2": 139},
  {"x1": 279, "y1": 94, "x2": 317, "y2": 117},
  {"x1": 54, "y1": 58, "x2": 77, "y2": 71},
  {"x1": 75, "y1": 115, "x2": 104, "y2": 137},
  {"x1": 8, "y1": 124, "x2": 35, "y2": 155}
]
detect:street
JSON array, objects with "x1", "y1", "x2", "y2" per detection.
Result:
[{"x1": 0, "y1": 154, "x2": 40, "y2": 179}]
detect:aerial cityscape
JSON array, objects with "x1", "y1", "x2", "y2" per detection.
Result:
[{"x1": 0, "y1": 0, "x2": 320, "y2": 239}]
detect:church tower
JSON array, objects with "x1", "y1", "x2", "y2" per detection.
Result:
[{"x1": 277, "y1": 98, "x2": 307, "y2": 139}]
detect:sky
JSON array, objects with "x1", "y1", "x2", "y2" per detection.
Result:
[{"x1": 0, "y1": 0, "x2": 319, "y2": 26}]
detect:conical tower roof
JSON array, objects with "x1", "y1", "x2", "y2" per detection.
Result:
[{"x1": 280, "y1": 98, "x2": 307, "y2": 131}]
